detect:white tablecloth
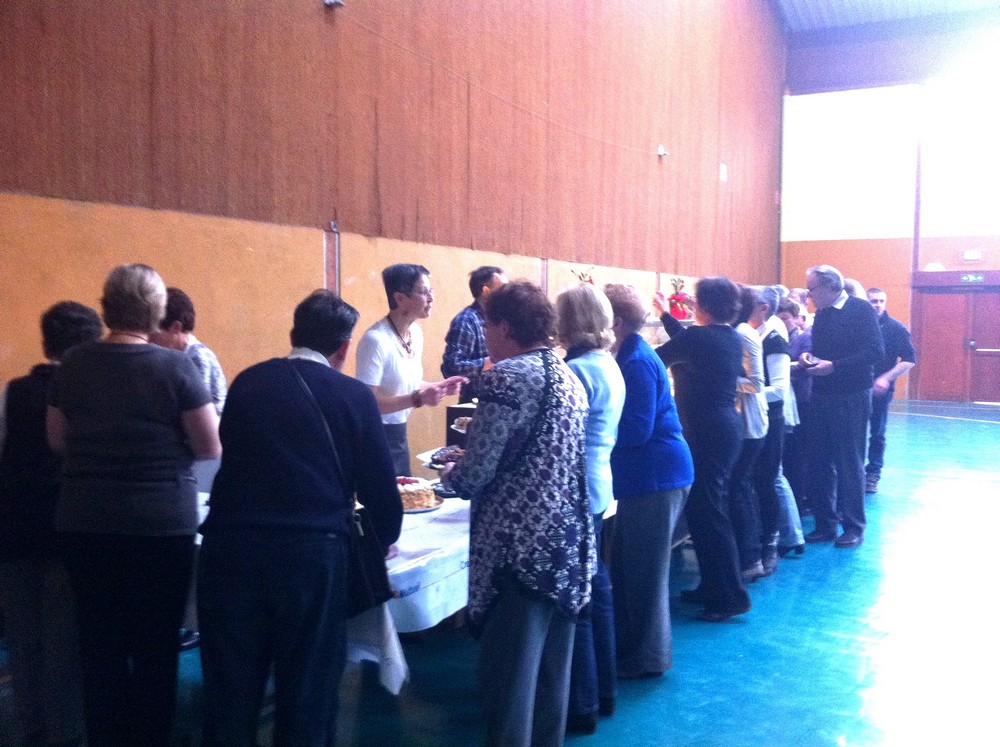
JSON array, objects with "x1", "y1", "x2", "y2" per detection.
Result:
[
  {"x1": 386, "y1": 498, "x2": 470, "y2": 634},
  {"x1": 195, "y1": 492, "x2": 417, "y2": 694}
]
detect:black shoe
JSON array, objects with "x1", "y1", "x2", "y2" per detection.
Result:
[
  {"x1": 679, "y1": 587, "x2": 709, "y2": 604},
  {"x1": 805, "y1": 530, "x2": 836, "y2": 544},
  {"x1": 566, "y1": 712, "x2": 598, "y2": 735},
  {"x1": 697, "y1": 601, "x2": 751, "y2": 623},
  {"x1": 834, "y1": 531, "x2": 864, "y2": 549},
  {"x1": 777, "y1": 543, "x2": 805, "y2": 558},
  {"x1": 179, "y1": 629, "x2": 201, "y2": 651},
  {"x1": 598, "y1": 696, "x2": 616, "y2": 717}
]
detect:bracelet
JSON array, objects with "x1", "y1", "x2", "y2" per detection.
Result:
[{"x1": 410, "y1": 389, "x2": 423, "y2": 408}]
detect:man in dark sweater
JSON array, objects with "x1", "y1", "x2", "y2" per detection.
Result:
[
  {"x1": 864, "y1": 288, "x2": 916, "y2": 494},
  {"x1": 800, "y1": 265, "x2": 884, "y2": 549},
  {"x1": 197, "y1": 290, "x2": 402, "y2": 746}
]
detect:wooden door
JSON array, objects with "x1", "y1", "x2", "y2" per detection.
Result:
[
  {"x1": 912, "y1": 282, "x2": 1000, "y2": 402},
  {"x1": 969, "y1": 292, "x2": 1000, "y2": 403}
]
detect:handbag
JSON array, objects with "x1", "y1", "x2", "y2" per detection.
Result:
[{"x1": 286, "y1": 360, "x2": 394, "y2": 618}]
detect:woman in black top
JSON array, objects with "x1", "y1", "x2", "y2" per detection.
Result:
[{"x1": 655, "y1": 277, "x2": 751, "y2": 621}]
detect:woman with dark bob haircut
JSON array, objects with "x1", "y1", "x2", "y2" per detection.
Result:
[
  {"x1": 444, "y1": 280, "x2": 595, "y2": 746},
  {"x1": 654, "y1": 277, "x2": 751, "y2": 622},
  {"x1": 47, "y1": 264, "x2": 221, "y2": 746}
]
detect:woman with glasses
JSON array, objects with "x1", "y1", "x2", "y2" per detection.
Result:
[{"x1": 355, "y1": 263, "x2": 466, "y2": 475}]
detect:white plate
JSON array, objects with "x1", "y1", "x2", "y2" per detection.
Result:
[{"x1": 403, "y1": 496, "x2": 445, "y2": 514}]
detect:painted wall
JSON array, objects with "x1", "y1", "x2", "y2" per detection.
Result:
[
  {"x1": 4, "y1": 192, "x2": 677, "y2": 476},
  {"x1": 781, "y1": 238, "x2": 914, "y2": 397},
  {"x1": 0, "y1": 192, "x2": 323, "y2": 387}
]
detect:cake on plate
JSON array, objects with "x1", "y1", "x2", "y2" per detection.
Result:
[{"x1": 396, "y1": 476, "x2": 437, "y2": 510}]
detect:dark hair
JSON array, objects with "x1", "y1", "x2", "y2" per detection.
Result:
[
  {"x1": 469, "y1": 266, "x2": 504, "y2": 299},
  {"x1": 867, "y1": 287, "x2": 885, "y2": 296},
  {"x1": 482, "y1": 280, "x2": 555, "y2": 347},
  {"x1": 161, "y1": 287, "x2": 196, "y2": 332},
  {"x1": 290, "y1": 290, "x2": 360, "y2": 356},
  {"x1": 41, "y1": 301, "x2": 103, "y2": 360},
  {"x1": 778, "y1": 298, "x2": 803, "y2": 317},
  {"x1": 382, "y1": 264, "x2": 430, "y2": 309},
  {"x1": 695, "y1": 277, "x2": 739, "y2": 324},
  {"x1": 735, "y1": 285, "x2": 757, "y2": 325}
]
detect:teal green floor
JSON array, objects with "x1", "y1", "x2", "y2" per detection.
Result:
[{"x1": 6, "y1": 402, "x2": 1000, "y2": 745}]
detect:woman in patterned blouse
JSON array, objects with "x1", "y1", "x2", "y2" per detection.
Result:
[{"x1": 443, "y1": 280, "x2": 595, "y2": 747}]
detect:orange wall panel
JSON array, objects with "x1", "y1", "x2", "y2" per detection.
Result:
[
  {"x1": 0, "y1": 193, "x2": 324, "y2": 387},
  {"x1": 781, "y1": 237, "x2": 915, "y2": 397}
]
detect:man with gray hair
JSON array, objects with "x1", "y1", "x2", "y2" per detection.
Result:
[{"x1": 800, "y1": 265, "x2": 883, "y2": 549}]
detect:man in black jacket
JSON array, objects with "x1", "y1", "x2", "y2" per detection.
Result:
[
  {"x1": 800, "y1": 265, "x2": 884, "y2": 549},
  {"x1": 864, "y1": 288, "x2": 916, "y2": 494},
  {"x1": 198, "y1": 290, "x2": 402, "y2": 746}
]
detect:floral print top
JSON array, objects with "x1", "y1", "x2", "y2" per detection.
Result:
[{"x1": 449, "y1": 347, "x2": 595, "y2": 625}]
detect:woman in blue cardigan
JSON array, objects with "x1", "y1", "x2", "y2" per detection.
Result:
[{"x1": 603, "y1": 284, "x2": 694, "y2": 678}]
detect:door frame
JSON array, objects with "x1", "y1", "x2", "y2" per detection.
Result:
[{"x1": 911, "y1": 270, "x2": 1000, "y2": 401}]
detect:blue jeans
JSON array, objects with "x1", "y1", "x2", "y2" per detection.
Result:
[
  {"x1": 198, "y1": 528, "x2": 348, "y2": 747},
  {"x1": 568, "y1": 513, "x2": 616, "y2": 717},
  {"x1": 866, "y1": 389, "x2": 891, "y2": 479}
]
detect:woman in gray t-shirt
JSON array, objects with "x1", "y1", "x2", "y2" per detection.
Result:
[{"x1": 47, "y1": 263, "x2": 220, "y2": 747}]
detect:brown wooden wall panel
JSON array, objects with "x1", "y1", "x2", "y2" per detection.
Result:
[{"x1": 1, "y1": 0, "x2": 785, "y2": 282}]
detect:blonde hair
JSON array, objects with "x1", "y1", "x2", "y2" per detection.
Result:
[
  {"x1": 101, "y1": 263, "x2": 167, "y2": 332},
  {"x1": 557, "y1": 283, "x2": 615, "y2": 351}
]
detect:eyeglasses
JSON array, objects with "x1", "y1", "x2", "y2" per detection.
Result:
[{"x1": 407, "y1": 288, "x2": 435, "y2": 299}]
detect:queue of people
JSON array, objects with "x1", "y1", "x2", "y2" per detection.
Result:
[{"x1": 0, "y1": 260, "x2": 913, "y2": 746}]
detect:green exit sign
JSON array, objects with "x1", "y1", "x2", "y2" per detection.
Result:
[{"x1": 961, "y1": 273, "x2": 985, "y2": 283}]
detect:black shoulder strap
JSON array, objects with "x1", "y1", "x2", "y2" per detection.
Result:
[{"x1": 283, "y1": 358, "x2": 349, "y2": 492}]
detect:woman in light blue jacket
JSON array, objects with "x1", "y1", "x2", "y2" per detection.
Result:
[{"x1": 556, "y1": 284, "x2": 625, "y2": 736}]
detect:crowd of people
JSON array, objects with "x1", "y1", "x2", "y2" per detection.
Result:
[{"x1": 0, "y1": 260, "x2": 915, "y2": 746}]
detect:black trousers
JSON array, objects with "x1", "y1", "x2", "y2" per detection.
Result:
[
  {"x1": 809, "y1": 389, "x2": 872, "y2": 536},
  {"x1": 728, "y1": 436, "x2": 764, "y2": 570},
  {"x1": 61, "y1": 533, "x2": 194, "y2": 747},
  {"x1": 198, "y1": 528, "x2": 348, "y2": 747},
  {"x1": 682, "y1": 414, "x2": 750, "y2": 614}
]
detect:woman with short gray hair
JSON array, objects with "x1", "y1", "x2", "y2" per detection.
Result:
[{"x1": 47, "y1": 263, "x2": 221, "y2": 746}]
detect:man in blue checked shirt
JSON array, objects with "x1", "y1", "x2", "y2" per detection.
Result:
[{"x1": 441, "y1": 266, "x2": 507, "y2": 403}]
